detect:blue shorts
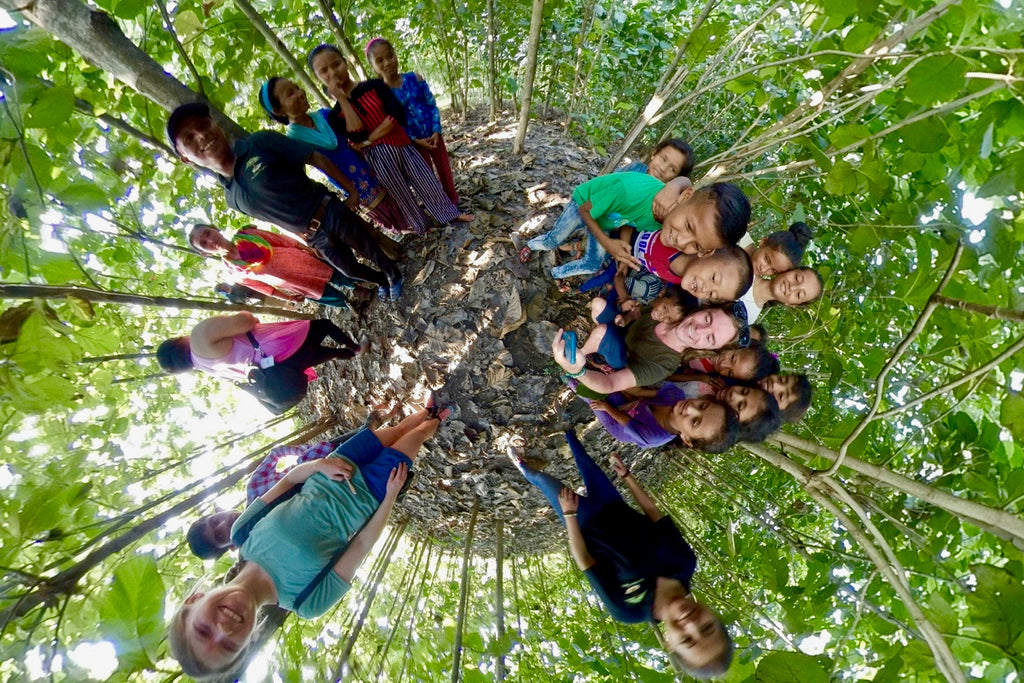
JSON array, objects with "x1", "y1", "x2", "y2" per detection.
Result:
[
  {"x1": 593, "y1": 296, "x2": 627, "y2": 369},
  {"x1": 329, "y1": 427, "x2": 413, "y2": 502}
]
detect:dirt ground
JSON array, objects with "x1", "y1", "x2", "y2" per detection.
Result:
[{"x1": 301, "y1": 110, "x2": 677, "y2": 555}]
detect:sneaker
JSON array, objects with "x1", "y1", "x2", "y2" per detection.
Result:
[
  {"x1": 378, "y1": 285, "x2": 389, "y2": 302},
  {"x1": 388, "y1": 277, "x2": 404, "y2": 301}
]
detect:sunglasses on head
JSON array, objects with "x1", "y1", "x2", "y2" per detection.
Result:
[{"x1": 732, "y1": 301, "x2": 751, "y2": 348}]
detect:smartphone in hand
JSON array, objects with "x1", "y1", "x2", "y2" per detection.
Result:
[{"x1": 562, "y1": 330, "x2": 577, "y2": 365}]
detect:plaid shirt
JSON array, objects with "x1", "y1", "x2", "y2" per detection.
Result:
[{"x1": 246, "y1": 440, "x2": 337, "y2": 503}]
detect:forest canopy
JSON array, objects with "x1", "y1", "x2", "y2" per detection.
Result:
[{"x1": 1, "y1": 0, "x2": 1024, "y2": 681}]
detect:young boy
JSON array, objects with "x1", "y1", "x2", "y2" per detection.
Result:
[
  {"x1": 526, "y1": 171, "x2": 678, "y2": 279},
  {"x1": 166, "y1": 103, "x2": 403, "y2": 300}
]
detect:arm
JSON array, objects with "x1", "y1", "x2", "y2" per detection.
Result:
[
  {"x1": 652, "y1": 177, "x2": 693, "y2": 223},
  {"x1": 578, "y1": 200, "x2": 641, "y2": 271},
  {"x1": 307, "y1": 151, "x2": 360, "y2": 210},
  {"x1": 190, "y1": 312, "x2": 258, "y2": 357},
  {"x1": 336, "y1": 97, "x2": 366, "y2": 136},
  {"x1": 560, "y1": 488, "x2": 595, "y2": 570},
  {"x1": 590, "y1": 400, "x2": 631, "y2": 426},
  {"x1": 611, "y1": 455, "x2": 663, "y2": 522},
  {"x1": 238, "y1": 277, "x2": 304, "y2": 304},
  {"x1": 552, "y1": 327, "x2": 639, "y2": 393},
  {"x1": 333, "y1": 463, "x2": 408, "y2": 582},
  {"x1": 258, "y1": 458, "x2": 354, "y2": 506}
]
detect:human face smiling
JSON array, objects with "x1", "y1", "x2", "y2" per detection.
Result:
[
  {"x1": 368, "y1": 42, "x2": 400, "y2": 80},
  {"x1": 682, "y1": 252, "x2": 745, "y2": 302},
  {"x1": 663, "y1": 593, "x2": 728, "y2": 670},
  {"x1": 272, "y1": 79, "x2": 309, "y2": 119},
  {"x1": 174, "y1": 116, "x2": 233, "y2": 172},
  {"x1": 674, "y1": 308, "x2": 738, "y2": 350},
  {"x1": 191, "y1": 227, "x2": 232, "y2": 256},
  {"x1": 182, "y1": 584, "x2": 256, "y2": 670},
  {"x1": 759, "y1": 374, "x2": 797, "y2": 411},
  {"x1": 715, "y1": 385, "x2": 768, "y2": 423},
  {"x1": 651, "y1": 297, "x2": 686, "y2": 324},
  {"x1": 751, "y1": 242, "x2": 793, "y2": 278},
  {"x1": 668, "y1": 398, "x2": 726, "y2": 446},
  {"x1": 648, "y1": 146, "x2": 687, "y2": 182},
  {"x1": 660, "y1": 192, "x2": 726, "y2": 256},
  {"x1": 713, "y1": 348, "x2": 758, "y2": 380},
  {"x1": 311, "y1": 50, "x2": 352, "y2": 95},
  {"x1": 770, "y1": 268, "x2": 821, "y2": 306}
]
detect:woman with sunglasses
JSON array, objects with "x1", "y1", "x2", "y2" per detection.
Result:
[{"x1": 553, "y1": 301, "x2": 750, "y2": 395}]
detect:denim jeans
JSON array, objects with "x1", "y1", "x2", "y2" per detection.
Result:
[{"x1": 519, "y1": 431, "x2": 623, "y2": 527}]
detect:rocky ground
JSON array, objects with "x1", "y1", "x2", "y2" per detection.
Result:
[{"x1": 301, "y1": 110, "x2": 677, "y2": 555}]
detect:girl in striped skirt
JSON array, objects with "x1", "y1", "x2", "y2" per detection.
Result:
[
  {"x1": 259, "y1": 76, "x2": 408, "y2": 235},
  {"x1": 308, "y1": 44, "x2": 473, "y2": 235}
]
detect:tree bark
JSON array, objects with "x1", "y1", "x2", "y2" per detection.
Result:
[
  {"x1": 0, "y1": 0, "x2": 245, "y2": 141},
  {"x1": 494, "y1": 518, "x2": 506, "y2": 681},
  {"x1": 451, "y1": 498, "x2": 480, "y2": 683},
  {"x1": 0, "y1": 283, "x2": 314, "y2": 319},
  {"x1": 230, "y1": 0, "x2": 330, "y2": 108},
  {"x1": 599, "y1": 0, "x2": 717, "y2": 172},
  {"x1": 79, "y1": 352, "x2": 155, "y2": 363},
  {"x1": 767, "y1": 433, "x2": 1024, "y2": 545},
  {"x1": 486, "y1": 0, "x2": 498, "y2": 120},
  {"x1": 512, "y1": 0, "x2": 545, "y2": 155},
  {"x1": 932, "y1": 295, "x2": 1024, "y2": 322},
  {"x1": 314, "y1": 0, "x2": 367, "y2": 80},
  {"x1": 333, "y1": 522, "x2": 407, "y2": 680}
]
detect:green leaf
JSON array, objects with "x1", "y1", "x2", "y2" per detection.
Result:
[
  {"x1": 901, "y1": 118, "x2": 951, "y2": 153},
  {"x1": 59, "y1": 181, "x2": 110, "y2": 211},
  {"x1": 824, "y1": 160, "x2": 858, "y2": 195},
  {"x1": 96, "y1": 555, "x2": 166, "y2": 672},
  {"x1": 903, "y1": 55, "x2": 968, "y2": 106},
  {"x1": 830, "y1": 123, "x2": 870, "y2": 151},
  {"x1": 966, "y1": 564, "x2": 1024, "y2": 652},
  {"x1": 755, "y1": 651, "x2": 829, "y2": 683},
  {"x1": 24, "y1": 86, "x2": 75, "y2": 129},
  {"x1": 999, "y1": 394, "x2": 1024, "y2": 444}
]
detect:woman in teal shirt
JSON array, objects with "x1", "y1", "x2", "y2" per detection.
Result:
[{"x1": 168, "y1": 403, "x2": 449, "y2": 678}]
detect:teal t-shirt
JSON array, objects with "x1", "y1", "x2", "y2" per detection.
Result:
[
  {"x1": 232, "y1": 455, "x2": 379, "y2": 619},
  {"x1": 571, "y1": 172, "x2": 664, "y2": 233}
]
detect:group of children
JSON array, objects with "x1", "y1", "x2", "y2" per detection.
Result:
[{"x1": 157, "y1": 33, "x2": 822, "y2": 682}]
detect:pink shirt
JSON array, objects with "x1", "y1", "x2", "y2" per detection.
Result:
[{"x1": 190, "y1": 321, "x2": 311, "y2": 381}]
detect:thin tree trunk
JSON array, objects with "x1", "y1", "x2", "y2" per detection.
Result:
[
  {"x1": 768, "y1": 434, "x2": 1024, "y2": 544},
  {"x1": 154, "y1": 0, "x2": 205, "y2": 97},
  {"x1": 932, "y1": 295, "x2": 1024, "y2": 322},
  {"x1": 79, "y1": 352, "x2": 155, "y2": 363},
  {"x1": 0, "y1": 0, "x2": 244, "y2": 140},
  {"x1": 334, "y1": 522, "x2": 407, "y2": 680},
  {"x1": 451, "y1": 498, "x2": 480, "y2": 683},
  {"x1": 0, "y1": 283, "x2": 314, "y2": 319},
  {"x1": 562, "y1": 0, "x2": 597, "y2": 127},
  {"x1": 43, "y1": 78, "x2": 175, "y2": 155},
  {"x1": 494, "y1": 518, "x2": 506, "y2": 681},
  {"x1": 374, "y1": 541, "x2": 431, "y2": 679},
  {"x1": 487, "y1": 0, "x2": 498, "y2": 120},
  {"x1": 600, "y1": 0, "x2": 717, "y2": 171},
  {"x1": 230, "y1": 0, "x2": 329, "y2": 108},
  {"x1": 513, "y1": 0, "x2": 545, "y2": 155},
  {"x1": 396, "y1": 548, "x2": 445, "y2": 681},
  {"x1": 0, "y1": 420, "x2": 316, "y2": 625},
  {"x1": 314, "y1": 0, "x2": 366, "y2": 80}
]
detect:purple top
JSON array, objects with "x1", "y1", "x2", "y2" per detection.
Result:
[{"x1": 592, "y1": 384, "x2": 688, "y2": 449}]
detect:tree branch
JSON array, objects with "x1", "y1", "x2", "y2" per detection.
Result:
[
  {"x1": 154, "y1": 0, "x2": 205, "y2": 97},
  {"x1": 821, "y1": 242, "x2": 964, "y2": 476}
]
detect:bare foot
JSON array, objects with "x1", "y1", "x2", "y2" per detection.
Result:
[{"x1": 455, "y1": 213, "x2": 475, "y2": 223}]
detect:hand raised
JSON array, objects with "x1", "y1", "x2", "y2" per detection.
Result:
[
  {"x1": 610, "y1": 453, "x2": 629, "y2": 478},
  {"x1": 558, "y1": 486, "x2": 579, "y2": 514},
  {"x1": 385, "y1": 462, "x2": 409, "y2": 498}
]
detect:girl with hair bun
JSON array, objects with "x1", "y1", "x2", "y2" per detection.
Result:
[{"x1": 746, "y1": 222, "x2": 813, "y2": 278}]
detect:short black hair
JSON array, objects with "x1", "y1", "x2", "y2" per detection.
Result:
[
  {"x1": 708, "y1": 245, "x2": 753, "y2": 300},
  {"x1": 737, "y1": 388, "x2": 781, "y2": 442},
  {"x1": 167, "y1": 101, "x2": 211, "y2": 152},
  {"x1": 745, "y1": 343, "x2": 779, "y2": 380},
  {"x1": 704, "y1": 183, "x2": 750, "y2": 245},
  {"x1": 156, "y1": 337, "x2": 193, "y2": 374},
  {"x1": 187, "y1": 517, "x2": 228, "y2": 560},
  {"x1": 653, "y1": 138, "x2": 695, "y2": 178},
  {"x1": 308, "y1": 43, "x2": 344, "y2": 72},
  {"x1": 657, "y1": 284, "x2": 698, "y2": 314}
]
